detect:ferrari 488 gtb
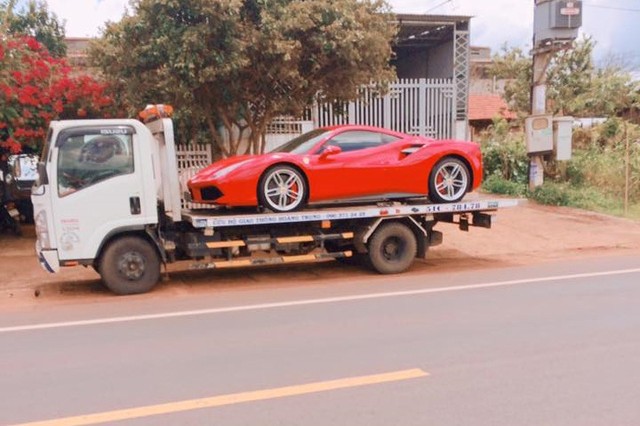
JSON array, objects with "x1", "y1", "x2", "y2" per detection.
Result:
[{"x1": 188, "y1": 125, "x2": 483, "y2": 212}]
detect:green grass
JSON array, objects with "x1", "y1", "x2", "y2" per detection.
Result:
[{"x1": 482, "y1": 176, "x2": 640, "y2": 220}]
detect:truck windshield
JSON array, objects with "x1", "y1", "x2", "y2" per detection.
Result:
[
  {"x1": 57, "y1": 132, "x2": 134, "y2": 197},
  {"x1": 269, "y1": 129, "x2": 332, "y2": 154}
]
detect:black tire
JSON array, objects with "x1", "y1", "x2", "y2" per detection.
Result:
[
  {"x1": 99, "y1": 236, "x2": 161, "y2": 295},
  {"x1": 367, "y1": 222, "x2": 417, "y2": 274},
  {"x1": 258, "y1": 165, "x2": 307, "y2": 212},
  {"x1": 428, "y1": 157, "x2": 471, "y2": 203}
]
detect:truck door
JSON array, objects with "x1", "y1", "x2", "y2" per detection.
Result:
[{"x1": 49, "y1": 125, "x2": 157, "y2": 261}]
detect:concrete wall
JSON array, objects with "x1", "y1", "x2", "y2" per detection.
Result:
[
  {"x1": 394, "y1": 41, "x2": 454, "y2": 80},
  {"x1": 394, "y1": 47, "x2": 428, "y2": 79},
  {"x1": 426, "y1": 40, "x2": 454, "y2": 78}
]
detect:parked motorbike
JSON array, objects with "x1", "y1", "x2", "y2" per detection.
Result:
[
  {"x1": 4, "y1": 153, "x2": 38, "y2": 223},
  {"x1": 1, "y1": 152, "x2": 39, "y2": 235},
  {"x1": 0, "y1": 166, "x2": 22, "y2": 236}
]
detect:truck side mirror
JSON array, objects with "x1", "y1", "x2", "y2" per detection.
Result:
[{"x1": 37, "y1": 162, "x2": 48, "y2": 185}]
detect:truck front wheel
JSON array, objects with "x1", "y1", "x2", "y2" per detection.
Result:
[
  {"x1": 367, "y1": 222, "x2": 417, "y2": 274},
  {"x1": 99, "y1": 236, "x2": 161, "y2": 295}
]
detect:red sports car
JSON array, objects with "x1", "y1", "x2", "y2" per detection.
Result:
[{"x1": 188, "y1": 125, "x2": 482, "y2": 212}]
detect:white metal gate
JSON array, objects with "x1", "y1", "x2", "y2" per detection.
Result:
[
  {"x1": 310, "y1": 78, "x2": 456, "y2": 139},
  {"x1": 176, "y1": 144, "x2": 212, "y2": 209}
]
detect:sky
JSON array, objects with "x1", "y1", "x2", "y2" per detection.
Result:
[{"x1": 39, "y1": 0, "x2": 640, "y2": 69}]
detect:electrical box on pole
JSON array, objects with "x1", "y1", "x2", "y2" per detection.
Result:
[
  {"x1": 553, "y1": 117, "x2": 573, "y2": 160},
  {"x1": 534, "y1": 1, "x2": 582, "y2": 46},
  {"x1": 525, "y1": 115, "x2": 553, "y2": 154}
]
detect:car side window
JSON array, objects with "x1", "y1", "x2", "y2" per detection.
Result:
[
  {"x1": 57, "y1": 133, "x2": 134, "y2": 197},
  {"x1": 320, "y1": 131, "x2": 387, "y2": 153}
]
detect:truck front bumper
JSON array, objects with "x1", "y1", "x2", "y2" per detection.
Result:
[{"x1": 35, "y1": 242, "x2": 60, "y2": 273}]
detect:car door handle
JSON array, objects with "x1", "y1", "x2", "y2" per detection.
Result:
[{"x1": 130, "y1": 196, "x2": 141, "y2": 215}]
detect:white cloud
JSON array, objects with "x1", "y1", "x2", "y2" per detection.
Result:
[{"x1": 45, "y1": 0, "x2": 640, "y2": 68}]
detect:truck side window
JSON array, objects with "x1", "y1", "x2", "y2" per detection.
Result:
[{"x1": 57, "y1": 134, "x2": 134, "y2": 196}]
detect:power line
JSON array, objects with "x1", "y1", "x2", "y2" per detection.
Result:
[
  {"x1": 583, "y1": 2, "x2": 640, "y2": 12},
  {"x1": 426, "y1": 0, "x2": 452, "y2": 13}
]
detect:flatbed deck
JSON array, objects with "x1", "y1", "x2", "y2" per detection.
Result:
[{"x1": 182, "y1": 198, "x2": 520, "y2": 228}]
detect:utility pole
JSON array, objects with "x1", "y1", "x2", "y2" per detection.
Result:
[
  {"x1": 529, "y1": 46, "x2": 553, "y2": 190},
  {"x1": 529, "y1": 0, "x2": 582, "y2": 190}
]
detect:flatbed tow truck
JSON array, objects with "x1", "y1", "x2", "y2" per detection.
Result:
[{"x1": 32, "y1": 117, "x2": 518, "y2": 295}]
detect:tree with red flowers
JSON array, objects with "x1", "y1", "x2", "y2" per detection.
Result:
[{"x1": 0, "y1": 33, "x2": 118, "y2": 154}]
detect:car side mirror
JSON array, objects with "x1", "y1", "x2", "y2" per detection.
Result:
[{"x1": 320, "y1": 145, "x2": 342, "y2": 160}]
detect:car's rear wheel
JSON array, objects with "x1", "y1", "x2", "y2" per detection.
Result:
[
  {"x1": 428, "y1": 157, "x2": 470, "y2": 203},
  {"x1": 258, "y1": 165, "x2": 307, "y2": 212}
]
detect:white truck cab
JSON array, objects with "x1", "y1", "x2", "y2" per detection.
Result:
[{"x1": 32, "y1": 119, "x2": 180, "y2": 282}]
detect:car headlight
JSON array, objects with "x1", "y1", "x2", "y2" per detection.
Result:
[
  {"x1": 213, "y1": 160, "x2": 252, "y2": 179},
  {"x1": 5, "y1": 173, "x2": 13, "y2": 185}
]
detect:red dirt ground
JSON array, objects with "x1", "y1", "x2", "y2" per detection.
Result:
[{"x1": 1, "y1": 199, "x2": 640, "y2": 307}]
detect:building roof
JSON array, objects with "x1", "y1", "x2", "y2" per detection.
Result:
[
  {"x1": 394, "y1": 13, "x2": 470, "y2": 48},
  {"x1": 468, "y1": 94, "x2": 517, "y2": 121},
  {"x1": 394, "y1": 13, "x2": 472, "y2": 24}
]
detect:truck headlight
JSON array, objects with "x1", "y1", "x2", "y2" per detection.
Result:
[{"x1": 35, "y1": 210, "x2": 51, "y2": 249}]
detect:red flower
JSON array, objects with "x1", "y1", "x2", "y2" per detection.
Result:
[
  {"x1": 53, "y1": 100, "x2": 64, "y2": 113},
  {"x1": 0, "y1": 138, "x2": 22, "y2": 154},
  {"x1": 25, "y1": 37, "x2": 41, "y2": 51},
  {"x1": 0, "y1": 84, "x2": 12, "y2": 98}
]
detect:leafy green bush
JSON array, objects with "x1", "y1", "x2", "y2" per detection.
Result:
[
  {"x1": 477, "y1": 118, "x2": 640, "y2": 218},
  {"x1": 480, "y1": 118, "x2": 529, "y2": 184},
  {"x1": 482, "y1": 174, "x2": 527, "y2": 196},
  {"x1": 530, "y1": 182, "x2": 571, "y2": 206}
]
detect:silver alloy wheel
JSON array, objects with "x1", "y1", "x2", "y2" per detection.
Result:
[
  {"x1": 433, "y1": 160, "x2": 469, "y2": 202},
  {"x1": 262, "y1": 167, "x2": 305, "y2": 211}
]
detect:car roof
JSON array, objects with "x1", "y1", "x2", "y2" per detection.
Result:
[{"x1": 320, "y1": 124, "x2": 409, "y2": 138}]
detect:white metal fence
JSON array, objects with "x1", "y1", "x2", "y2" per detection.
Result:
[
  {"x1": 175, "y1": 144, "x2": 212, "y2": 210},
  {"x1": 264, "y1": 118, "x2": 314, "y2": 152},
  {"x1": 310, "y1": 78, "x2": 456, "y2": 139}
]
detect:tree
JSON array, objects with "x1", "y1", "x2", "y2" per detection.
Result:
[
  {"x1": 0, "y1": 0, "x2": 67, "y2": 57},
  {"x1": 487, "y1": 45, "x2": 531, "y2": 116},
  {"x1": 545, "y1": 37, "x2": 594, "y2": 115},
  {"x1": 89, "y1": 0, "x2": 397, "y2": 156},
  {"x1": 0, "y1": 35, "x2": 116, "y2": 153},
  {"x1": 488, "y1": 37, "x2": 638, "y2": 118}
]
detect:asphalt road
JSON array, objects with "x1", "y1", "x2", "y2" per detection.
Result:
[{"x1": 2, "y1": 254, "x2": 640, "y2": 426}]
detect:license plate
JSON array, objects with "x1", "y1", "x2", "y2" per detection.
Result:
[{"x1": 8, "y1": 208, "x2": 19, "y2": 218}]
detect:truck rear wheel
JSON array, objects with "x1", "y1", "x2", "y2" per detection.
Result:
[
  {"x1": 99, "y1": 236, "x2": 160, "y2": 295},
  {"x1": 367, "y1": 222, "x2": 417, "y2": 274}
]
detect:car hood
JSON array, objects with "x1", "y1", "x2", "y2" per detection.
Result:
[{"x1": 189, "y1": 153, "x2": 301, "y2": 185}]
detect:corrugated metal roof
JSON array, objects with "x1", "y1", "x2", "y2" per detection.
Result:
[{"x1": 394, "y1": 13, "x2": 472, "y2": 23}]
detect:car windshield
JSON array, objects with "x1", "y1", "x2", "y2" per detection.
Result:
[{"x1": 270, "y1": 129, "x2": 332, "y2": 154}]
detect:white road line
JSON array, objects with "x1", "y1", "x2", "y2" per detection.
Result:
[{"x1": 1, "y1": 267, "x2": 639, "y2": 334}]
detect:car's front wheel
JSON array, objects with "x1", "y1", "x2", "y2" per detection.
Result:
[
  {"x1": 258, "y1": 165, "x2": 307, "y2": 212},
  {"x1": 428, "y1": 157, "x2": 471, "y2": 203}
]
